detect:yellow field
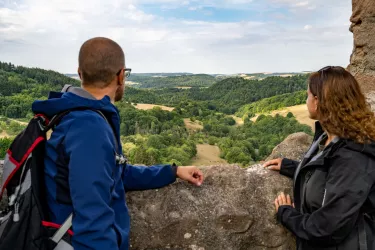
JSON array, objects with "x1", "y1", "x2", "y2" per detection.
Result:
[
  {"x1": 183, "y1": 118, "x2": 203, "y2": 131},
  {"x1": 251, "y1": 104, "x2": 316, "y2": 129},
  {"x1": 191, "y1": 144, "x2": 228, "y2": 166},
  {"x1": 133, "y1": 103, "x2": 174, "y2": 112}
]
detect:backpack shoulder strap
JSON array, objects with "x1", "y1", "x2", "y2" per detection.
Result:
[{"x1": 50, "y1": 213, "x2": 73, "y2": 245}]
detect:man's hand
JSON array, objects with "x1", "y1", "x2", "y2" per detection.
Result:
[
  {"x1": 263, "y1": 158, "x2": 283, "y2": 171},
  {"x1": 274, "y1": 192, "x2": 294, "y2": 212},
  {"x1": 176, "y1": 166, "x2": 204, "y2": 186}
]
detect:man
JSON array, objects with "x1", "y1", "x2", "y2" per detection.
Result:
[{"x1": 32, "y1": 37, "x2": 204, "y2": 250}]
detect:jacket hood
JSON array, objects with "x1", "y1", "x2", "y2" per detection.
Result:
[
  {"x1": 314, "y1": 121, "x2": 375, "y2": 159},
  {"x1": 32, "y1": 89, "x2": 119, "y2": 119},
  {"x1": 342, "y1": 139, "x2": 375, "y2": 159},
  {"x1": 32, "y1": 88, "x2": 121, "y2": 140}
]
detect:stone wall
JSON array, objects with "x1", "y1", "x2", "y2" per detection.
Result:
[{"x1": 348, "y1": 0, "x2": 375, "y2": 93}]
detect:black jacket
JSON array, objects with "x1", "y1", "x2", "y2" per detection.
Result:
[{"x1": 277, "y1": 122, "x2": 375, "y2": 250}]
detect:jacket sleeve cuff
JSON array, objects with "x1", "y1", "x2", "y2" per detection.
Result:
[
  {"x1": 280, "y1": 158, "x2": 299, "y2": 178},
  {"x1": 277, "y1": 205, "x2": 294, "y2": 224},
  {"x1": 171, "y1": 163, "x2": 178, "y2": 177}
]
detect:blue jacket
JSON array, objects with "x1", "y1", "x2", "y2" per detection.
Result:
[{"x1": 32, "y1": 90, "x2": 177, "y2": 250}]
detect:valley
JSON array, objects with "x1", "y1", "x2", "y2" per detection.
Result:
[{"x1": 0, "y1": 61, "x2": 313, "y2": 166}]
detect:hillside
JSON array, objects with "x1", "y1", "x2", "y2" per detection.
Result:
[
  {"x1": 236, "y1": 90, "x2": 307, "y2": 118},
  {"x1": 250, "y1": 105, "x2": 315, "y2": 129},
  {"x1": 200, "y1": 75, "x2": 308, "y2": 112},
  {"x1": 0, "y1": 61, "x2": 313, "y2": 166},
  {"x1": 127, "y1": 74, "x2": 218, "y2": 88},
  {"x1": 0, "y1": 61, "x2": 79, "y2": 118},
  {"x1": 123, "y1": 74, "x2": 310, "y2": 114}
]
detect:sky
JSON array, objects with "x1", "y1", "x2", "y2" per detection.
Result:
[{"x1": 0, "y1": 0, "x2": 353, "y2": 74}]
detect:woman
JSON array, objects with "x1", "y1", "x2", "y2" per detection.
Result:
[{"x1": 264, "y1": 66, "x2": 375, "y2": 250}]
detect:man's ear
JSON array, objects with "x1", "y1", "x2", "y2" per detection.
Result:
[
  {"x1": 77, "y1": 67, "x2": 82, "y2": 80},
  {"x1": 118, "y1": 69, "x2": 125, "y2": 86}
]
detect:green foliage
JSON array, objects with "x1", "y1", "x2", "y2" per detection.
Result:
[
  {"x1": 0, "y1": 61, "x2": 79, "y2": 118},
  {"x1": 0, "y1": 138, "x2": 12, "y2": 158},
  {"x1": 209, "y1": 114, "x2": 312, "y2": 166},
  {"x1": 287, "y1": 112, "x2": 295, "y2": 118},
  {"x1": 0, "y1": 61, "x2": 313, "y2": 167},
  {"x1": 128, "y1": 74, "x2": 218, "y2": 88},
  {"x1": 236, "y1": 91, "x2": 307, "y2": 118},
  {"x1": 123, "y1": 74, "x2": 309, "y2": 115}
]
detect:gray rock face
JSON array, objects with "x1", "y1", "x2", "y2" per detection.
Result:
[
  {"x1": 127, "y1": 164, "x2": 296, "y2": 250},
  {"x1": 266, "y1": 132, "x2": 313, "y2": 162},
  {"x1": 366, "y1": 91, "x2": 375, "y2": 112},
  {"x1": 127, "y1": 132, "x2": 312, "y2": 250},
  {"x1": 348, "y1": 0, "x2": 375, "y2": 93}
]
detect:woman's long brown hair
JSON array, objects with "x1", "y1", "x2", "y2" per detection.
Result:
[{"x1": 309, "y1": 66, "x2": 375, "y2": 143}]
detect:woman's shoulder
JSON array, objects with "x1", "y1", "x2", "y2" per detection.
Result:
[{"x1": 330, "y1": 138, "x2": 375, "y2": 172}]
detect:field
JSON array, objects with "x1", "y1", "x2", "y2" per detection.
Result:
[
  {"x1": 183, "y1": 118, "x2": 203, "y2": 131},
  {"x1": 191, "y1": 144, "x2": 228, "y2": 166},
  {"x1": 251, "y1": 104, "x2": 316, "y2": 129},
  {"x1": 132, "y1": 103, "x2": 174, "y2": 112}
]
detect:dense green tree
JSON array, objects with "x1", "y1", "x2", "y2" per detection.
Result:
[{"x1": 0, "y1": 138, "x2": 12, "y2": 158}]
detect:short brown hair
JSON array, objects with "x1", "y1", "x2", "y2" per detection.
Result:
[
  {"x1": 78, "y1": 37, "x2": 125, "y2": 88},
  {"x1": 309, "y1": 66, "x2": 375, "y2": 143}
]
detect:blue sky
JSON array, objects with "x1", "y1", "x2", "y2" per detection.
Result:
[{"x1": 0, "y1": 0, "x2": 352, "y2": 74}]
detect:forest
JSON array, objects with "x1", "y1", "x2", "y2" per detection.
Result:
[
  {"x1": 0, "y1": 61, "x2": 312, "y2": 166},
  {"x1": 127, "y1": 73, "x2": 219, "y2": 88}
]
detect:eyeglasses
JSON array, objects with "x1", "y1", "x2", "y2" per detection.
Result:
[{"x1": 116, "y1": 68, "x2": 132, "y2": 78}]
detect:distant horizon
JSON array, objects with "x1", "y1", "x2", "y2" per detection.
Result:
[{"x1": 65, "y1": 71, "x2": 313, "y2": 76}]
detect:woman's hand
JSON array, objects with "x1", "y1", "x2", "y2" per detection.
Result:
[
  {"x1": 274, "y1": 192, "x2": 294, "y2": 212},
  {"x1": 263, "y1": 158, "x2": 283, "y2": 171}
]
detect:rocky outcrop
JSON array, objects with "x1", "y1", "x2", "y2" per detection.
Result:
[
  {"x1": 366, "y1": 92, "x2": 375, "y2": 112},
  {"x1": 126, "y1": 132, "x2": 312, "y2": 250},
  {"x1": 127, "y1": 165, "x2": 294, "y2": 250},
  {"x1": 266, "y1": 132, "x2": 313, "y2": 162},
  {"x1": 348, "y1": 0, "x2": 375, "y2": 93}
]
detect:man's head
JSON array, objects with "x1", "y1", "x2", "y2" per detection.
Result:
[{"x1": 78, "y1": 37, "x2": 130, "y2": 102}]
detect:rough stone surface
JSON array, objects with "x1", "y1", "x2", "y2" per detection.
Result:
[
  {"x1": 127, "y1": 133, "x2": 312, "y2": 250},
  {"x1": 127, "y1": 164, "x2": 295, "y2": 250},
  {"x1": 348, "y1": 0, "x2": 375, "y2": 93},
  {"x1": 266, "y1": 132, "x2": 313, "y2": 162},
  {"x1": 366, "y1": 92, "x2": 375, "y2": 112}
]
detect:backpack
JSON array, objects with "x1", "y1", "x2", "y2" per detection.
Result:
[{"x1": 0, "y1": 85, "x2": 126, "y2": 250}]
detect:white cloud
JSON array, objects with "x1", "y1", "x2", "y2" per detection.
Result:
[
  {"x1": 295, "y1": 1, "x2": 309, "y2": 7},
  {"x1": 0, "y1": 0, "x2": 353, "y2": 74},
  {"x1": 125, "y1": 4, "x2": 155, "y2": 21}
]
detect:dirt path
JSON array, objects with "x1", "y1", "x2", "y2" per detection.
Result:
[
  {"x1": 191, "y1": 144, "x2": 228, "y2": 166},
  {"x1": 251, "y1": 104, "x2": 315, "y2": 129},
  {"x1": 133, "y1": 103, "x2": 174, "y2": 112}
]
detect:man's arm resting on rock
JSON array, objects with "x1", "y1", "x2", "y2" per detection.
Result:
[{"x1": 122, "y1": 163, "x2": 177, "y2": 191}]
